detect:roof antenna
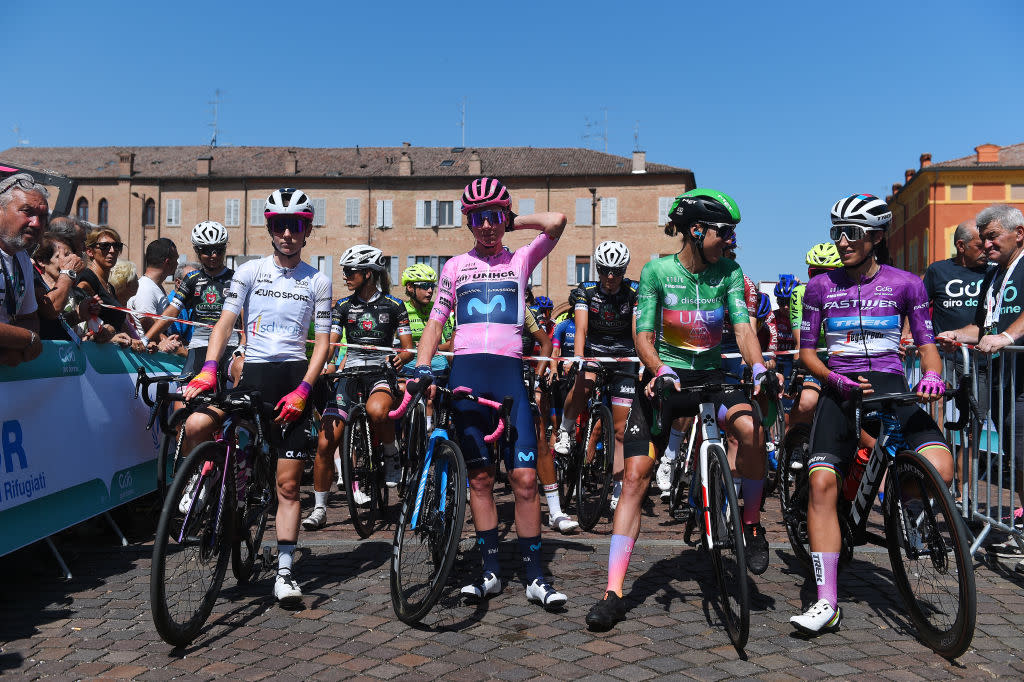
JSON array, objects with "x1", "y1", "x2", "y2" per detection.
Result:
[
  {"x1": 458, "y1": 97, "x2": 467, "y2": 147},
  {"x1": 633, "y1": 121, "x2": 641, "y2": 152},
  {"x1": 12, "y1": 124, "x2": 29, "y2": 146},
  {"x1": 582, "y1": 107, "x2": 609, "y2": 152},
  {"x1": 208, "y1": 89, "x2": 222, "y2": 147}
]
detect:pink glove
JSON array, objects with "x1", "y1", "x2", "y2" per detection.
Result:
[
  {"x1": 826, "y1": 371, "x2": 861, "y2": 401},
  {"x1": 186, "y1": 361, "x2": 219, "y2": 395},
  {"x1": 915, "y1": 370, "x2": 945, "y2": 397},
  {"x1": 275, "y1": 381, "x2": 312, "y2": 422}
]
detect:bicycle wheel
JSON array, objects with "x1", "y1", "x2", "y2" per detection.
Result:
[
  {"x1": 391, "y1": 438, "x2": 468, "y2": 624},
  {"x1": 398, "y1": 401, "x2": 427, "y2": 499},
  {"x1": 884, "y1": 450, "x2": 976, "y2": 658},
  {"x1": 576, "y1": 403, "x2": 613, "y2": 531},
  {"x1": 151, "y1": 441, "x2": 232, "y2": 646},
  {"x1": 777, "y1": 439, "x2": 812, "y2": 569},
  {"x1": 231, "y1": 447, "x2": 275, "y2": 585},
  {"x1": 777, "y1": 423, "x2": 810, "y2": 510},
  {"x1": 706, "y1": 444, "x2": 750, "y2": 649},
  {"x1": 342, "y1": 406, "x2": 381, "y2": 539},
  {"x1": 668, "y1": 450, "x2": 693, "y2": 522},
  {"x1": 156, "y1": 407, "x2": 189, "y2": 504}
]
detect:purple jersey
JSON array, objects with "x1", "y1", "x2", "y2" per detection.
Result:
[{"x1": 800, "y1": 265, "x2": 934, "y2": 375}]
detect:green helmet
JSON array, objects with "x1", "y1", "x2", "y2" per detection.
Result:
[
  {"x1": 667, "y1": 188, "x2": 741, "y2": 229},
  {"x1": 805, "y1": 242, "x2": 842, "y2": 269},
  {"x1": 401, "y1": 263, "x2": 438, "y2": 285}
]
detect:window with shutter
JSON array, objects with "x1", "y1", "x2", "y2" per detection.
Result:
[
  {"x1": 376, "y1": 200, "x2": 385, "y2": 227},
  {"x1": 383, "y1": 200, "x2": 393, "y2": 227},
  {"x1": 519, "y1": 198, "x2": 535, "y2": 215},
  {"x1": 166, "y1": 199, "x2": 181, "y2": 226},
  {"x1": 312, "y1": 198, "x2": 326, "y2": 226},
  {"x1": 224, "y1": 198, "x2": 240, "y2": 226},
  {"x1": 388, "y1": 255, "x2": 399, "y2": 282},
  {"x1": 250, "y1": 199, "x2": 264, "y2": 226},
  {"x1": 600, "y1": 197, "x2": 617, "y2": 226},
  {"x1": 658, "y1": 197, "x2": 673, "y2": 225},
  {"x1": 438, "y1": 200, "x2": 454, "y2": 226},
  {"x1": 416, "y1": 200, "x2": 427, "y2": 228},
  {"x1": 575, "y1": 256, "x2": 591, "y2": 284},
  {"x1": 453, "y1": 200, "x2": 462, "y2": 226},
  {"x1": 575, "y1": 198, "x2": 592, "y2": 225},
  {"x1": 430, "y1": 199, "x2": 440, "y2": 227},
  {"x1": 345, "y1": 198, "x2": 360, "y2": 225},
  {"x1": 566, "y1": 254, "x2": 577, "y2": 285},
  {"x1": 429, "y1": 255, "x2": 438, "y2": 272}
]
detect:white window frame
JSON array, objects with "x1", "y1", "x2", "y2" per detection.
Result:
[
  {"x1": 345, "y1": 198, "x2": 360, "y2": 226},
  {"x1": 600, "y1": 197, "x2": 617, "y2": 226},
  {"x1": 224, "y1": 198, "x2": 240, "y2": 227},
  {"x1": 249, "y1": 198, "x2": 264, "y2": 226},
  {"x1": 567, "y1": 254, "x2": 577, "y2": 286},
  {"x1": 376, "y1": 199, "x2": 393, "y2": 228},
  {"x1": 438, "y1": 200, "x2": 455, "y2": 227},
  {"x1": 311, "y1": 198, "x2": 326, "y2": 226},
  {"x1": 531, "y1": 263, "x2": 543, "y2": 286},
  {"x1": 416, "y1": 200, "x2": 431, "y2": 228},
  {"x1": 575, "y1": 198, "x2": 592, "y2": 226},
  {"x1": 165, "y1": 199, "x2": 181, "y2": 227}
]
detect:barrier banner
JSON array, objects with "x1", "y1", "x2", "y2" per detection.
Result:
[{"x1": 0, "y1": 341, "x2": 184, "y2": 556}]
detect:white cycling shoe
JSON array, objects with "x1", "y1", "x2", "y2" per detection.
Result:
[
  {"x1": 274, "y1": 569, "x2": 303, "y2": 606},
  {"x1": 655, "y1": 458, "x2": 673, "y2": 497},
  {"x1": 553, "y1": 429, "x2": 574, "y2": 456},
  {"x1": 548, "y1": 514, "x2": 580, "y2": 534},
  {"x1": 351, "y1": 487, "x2": 372, "y2": 506},
  {"x1": 461, "y1": 572, "x2": 502, "y2": 602},
  {"x1": 790, "y1": 598, "x2": 842, "y2": 635},
  {"x1": 526, "y1": 578, "x2": 567, "y2": 610}
]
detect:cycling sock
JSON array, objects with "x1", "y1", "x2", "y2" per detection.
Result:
[
  {"x1": 664, "y1": 428, "x2": 684, "y2": 462},
  {"x1": 518, "y1": 534, "x2": 543, "y2": 583},
  {"x1": 741, "y1": 478, "x2": 764, "y2": 525},
  {"x1": 278, "y1": 542, "x2": 296, "y2": 573},
  {"x1": 425, "y1": 414, "x2": 433, "y2": 430},
  {"x1": 477, "y1": 528, "x2": 500, "y2": 576},
  {"x1": 811, "y1": 551, "x2": 839, "y2": 609},
  {"x1": 313, "y1": 490, "x2": 328, "y2": 508},
  {"x1": 606, "y1": 534, "x2": 635, "y2": 596},
  {"x1": 333, "y1": 455, "x2": 342, "y2": 479},
  {"x1": 543, "y1": 483, "x2": 564, "y2": 519}
]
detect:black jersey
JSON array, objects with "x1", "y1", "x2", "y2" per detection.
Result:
[
  {"x1": 568, "y1": 279, "x2": 638, "y2": 356},
  {"x1": 330, "y1": 292, "x2": 411, "y2": 367},
  {"x1": 171, "y1": 267, "x2": 239, "y2": 349}
]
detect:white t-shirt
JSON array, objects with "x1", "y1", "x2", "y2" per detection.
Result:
[
  {"x1": 128, "y1": 275, "x2": 169, "y2": 337},
  {"x1": 0, "y1": 248, "x2": 38, "y2": 325}
]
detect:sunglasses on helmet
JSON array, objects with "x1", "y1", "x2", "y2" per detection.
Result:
[
  {"x1": 701, "y1": 222, "x2": 736, "y2": 241},
  {"x1": 267, "y1": 216, "x2": 309, "y2": 235},
  {"x1": 467, "y1": 209, "x2": 509, "y2": 228},
  {"x1": 195, "y1": 245, "x2": 226, "y2": 256},
  {"x1": 597, "y1": 265, "x2": 626, "y2": 278},
  {"x1": 830, "y1": 224, "x2": 877, "y2": 242}
]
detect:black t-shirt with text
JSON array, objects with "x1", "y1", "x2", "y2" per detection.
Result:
[{"x1": 922, "y1": 258, "x2": 989, "y2": 336}]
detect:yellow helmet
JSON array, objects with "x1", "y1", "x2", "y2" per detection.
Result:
[
  {"x1": 400, "y1": 263, "x2": 437, "y2": 285},
  {"x1": 805, "y1": 242, "x2": 841, "y2": 268}
]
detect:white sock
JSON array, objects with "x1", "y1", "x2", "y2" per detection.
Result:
[
  {"x1": 664, "y1": 428, "x2": 684, "y2": 462},
  {"x1": 333, "y1": 456, "x2": 342, "y2": 479},
  {"x1": 278, "y1": 542, "x2": 295, "y2": 572},
  {"x1": 543, "y1": 483, "x2": 563, "y2": 518},
  {"x1": 425, "y1": 414, "x2": 433, "y2": 429},
  {"x1": 314, "y1": 490, "x2": 328, "y2": 508}
]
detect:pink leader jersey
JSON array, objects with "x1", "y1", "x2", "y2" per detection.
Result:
[{"x1": 430, "y1": 232, "x2": 557, "y2": 358}]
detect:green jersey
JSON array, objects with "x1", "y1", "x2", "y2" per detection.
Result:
[
  {"x1": 404, "y1": 300, "x2": 453, "y2": 344},
  {"x1": 635, "y1": 255, "x2": 750, "y2": 370}
]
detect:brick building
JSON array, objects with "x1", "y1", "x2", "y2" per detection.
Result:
[
  {"x1": 888, "y1": 142, "x2": 1024, "y2": 275},
  {"x1": 0, "y1": 145, "x2": 694, "y2": 310}
]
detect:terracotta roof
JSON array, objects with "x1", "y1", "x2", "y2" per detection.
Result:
[
  {"x1": 0, "y1": 145, "x2": 691, "y2": 180},
  {"x1": 930, "y1": 142, "x2": 1024, "y2": 168}
]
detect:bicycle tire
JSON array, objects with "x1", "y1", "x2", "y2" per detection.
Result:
[
  {"x1": 576, "y1": 403, "x2": 614, "y2": 531},
  {"x1": 777, "y1": 440, "x2": 813, "y2": 569},
  {"x1": 884, "y1": 450, "x2": 976, "y2": 659},
  {"x1": 391, "y1": 438, "x2": 468, "y2": 624},
  {"x1": 231, "y1": 442, "x2": 275, "y2": 585},
  {"x1": 342, "y1": 406, "x2": 381, "y2": 539},
  {"x1": 399, "y1": 401, "x2": 427, "y2": 500},
  {"x1": 777, "y1": 423, "x2": 810, "y2": 510},
  {"x1": 156, "y1": 407, "x2": 189, "y2": 504},
  {"x1": 706, "y1": 444, "x2": 750, "y2": 649},
  {"x1": 151, "y1": 441, "x2": 232, "y2": 647}
]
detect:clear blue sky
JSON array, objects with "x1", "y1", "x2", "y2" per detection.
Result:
[{"x1": 4, "y1": 0, "x2": 1021, "y2": 282}]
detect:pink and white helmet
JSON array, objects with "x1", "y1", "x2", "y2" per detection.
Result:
[
  {"x1": 264, "y1": 188, "x2": 314, "y2": 220},
  {"x1": 460, "y1": 177, "x2": 512, "y2": 214}
]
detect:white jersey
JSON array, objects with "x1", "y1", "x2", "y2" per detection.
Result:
[{"x1": 223, "y1": 255, "x2": 332, "y2": 363}]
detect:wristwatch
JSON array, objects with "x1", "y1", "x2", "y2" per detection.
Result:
[
  {"x1": 26, "y1": 331, "x2": 38, "y2": 349},
  {"x1": 59, "y1": 269, "x2": 78, "y2": 281}
]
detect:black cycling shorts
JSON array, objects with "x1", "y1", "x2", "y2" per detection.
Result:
[
  {"x1": 323, "y1": 365, "x2": 396, "y2": 421},
  {"x1": 182, "y1": 345, "x2": 237, "y2": 382},
  {"x1": 623, "y1": 368, "x2": 749, "y2": 460},
  {"x1": 235, "y1": 360, "x2": 318, "y2": 460},
  {"x1": 807, "y1": 371, "x2": 947, "y2": 480}
]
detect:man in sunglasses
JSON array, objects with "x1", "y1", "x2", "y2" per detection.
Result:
[
  {"x1": 127, "y1": 237, "x2": 178, "y2": 348},
  {"x1": 0, "y1": 173, "x2": 47, "y2": 366},
  {"x1": 146, "y1": 222, "x2": 244, "y2": 377}
]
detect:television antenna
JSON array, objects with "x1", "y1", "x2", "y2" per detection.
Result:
[
  {"x1": 457, "y1": 97, "x2": 467, "y2": 147},
  {"x1": 633, "y1": 121, "x2": 641, "y2": 152},
  {"x1": 208, "y1": 89, "x2": 223, "y2": 147},
  {"x1": 12, "y1": 125, "x2": 29, "y2": 146},
  {"x1": 582, "y1": 107, "x2": 608, "y2": 152}
]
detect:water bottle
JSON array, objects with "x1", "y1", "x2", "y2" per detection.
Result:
[{"x1": 842, "y1": 448, "x2": 871, "y2": 501}]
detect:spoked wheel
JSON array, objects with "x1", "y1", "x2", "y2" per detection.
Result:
[
  {"x1": 342, "y1": 407, "x2": 384, "y2": 538},
  {"x1": 151, "y1": 442, "x2": 232, "y2": 647},
  {"x1": 777, "y1": 423, "x2": 810, "y2": 510},
  {"x1": 554, "y1": 452, "x2": 575, "y2": 511},
  {"x1": 778, "y1": 440, "x2": 813, "y2": 569},
  {"x1": 156, "y1": 407, "x2": 189, "y2": 505},
  {"x1": 576, "y1": 404, "x2": 614, "y2": 531},
  {"x1": 231, "y1": 449, "x2": 275, "y2": 585},
  {"x1": 706, "y1": 444, "x2": 750, "y2": 650},
  {"x1": 762, "y1": 405, "x2": 786, "y2": 502},
  {"x1": 391, "y1": 438, "x2": 468, "y2": 624},
  {"x1": 398, "y1": 401, "x2": 427, "y2": 500},
  {"x1": 885, "y1": 451, "x2": 976, "y2": 659}
]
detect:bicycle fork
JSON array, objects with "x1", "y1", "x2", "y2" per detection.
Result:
[{"x1": 410, "y1": 430, "x2": 449, "y2": 530}]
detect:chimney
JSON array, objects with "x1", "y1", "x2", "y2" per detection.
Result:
[
  {"x1": 468, "y1": 150, "x2": 482, "y2": 176},
  {"x1": 402, "y1": 141, "x2": 411, "y2": 148},
  {"x1": 399, "y1": 151, "x2": 412, "y2": 176},
  {"x1": 196, "y1": 155, "x2": 211, "y2": 176},
  {"x1": 285, "y1": 150, "x2": 298, "y2": 175},
  {"x1": 976, "y1": 144, "x2": 1000, "y2": 164},
  {"x1": 631, "y1": 150, "x2": 647, "y2": 174},
  {"x1": 118, "y1": 151, "x2": 134, "y2": 178},
  {"x1": 905, "y1": 169, "x2": 915, "y2": 183},
  {"x1": 919, "y1": 153, "x2": 932, "y2": 168},
  {"x1": 892, "y1": 183, "x2": 903, "y2": 195}
]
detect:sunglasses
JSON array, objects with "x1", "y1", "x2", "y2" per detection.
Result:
[
  {"x1": 597, "y1": 266, "x2": 626, "y2": 278},
  {"x1": 411, "y1": 282, "x2": 436, "y2": 291},
  {"x1": 195, "y1": 245, "x2": 226, "y2": 256},
  {"x1": 268, "y1": 216, "x2": 309, "y2": 235},
  {"x1": 702, "y1": 222, "x2": 736, "y2": 241},
  {"x1": 93, "y1": 241, "x2": 124, "y2": 254},
  {"x1": 467, "y1": 209, "x2": 509, "y2": 228},
  {"x1": 343, "y1": 267, "x2": 368, "y2": 278},
  {"x1": 830, "y1": 224, "x2": 881, "y2": 242}
]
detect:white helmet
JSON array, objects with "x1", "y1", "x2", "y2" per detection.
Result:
[
  {"x1": 594, "y1": 240, "x2": 631, "y2": 268},
  {"x1": 339, "y1": 244, "x2": 385, "y2": 271},
  {"x1": 264, "y1": 187, "x2": 314, "y2": 219},
  {"x1": 830, "y1": 194, "x2": 892, "y2": 229},
  {"x1": 191, "y1": 220, "x2": 228, "y2": 247}
]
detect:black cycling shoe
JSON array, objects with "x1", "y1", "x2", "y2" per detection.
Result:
[
  {"x1": 586, "y1": 591, "x2": 625, "y2": 631},
  {"x1": 744, "y1": 523, "x2": 769, "y2": 575}
]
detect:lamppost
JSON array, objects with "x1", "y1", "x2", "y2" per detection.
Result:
[
  {"x1": 589, "y1": 187, "x2": 600, "y2": 280},
  {"x1": 132, "y1": 191, "x2": 147, "y2": 268}
]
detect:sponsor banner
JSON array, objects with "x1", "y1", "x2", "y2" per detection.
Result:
[{"x1": 0, "y1": 342, "x2": 183, "y2": 556}]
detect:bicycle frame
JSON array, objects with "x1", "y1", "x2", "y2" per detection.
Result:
[
  {"x1": 695, "y1": 401, "x2": 729, "y2": 551},
  {"x1": 847, "y1": 411, "x2": 908, "y2": 546}
]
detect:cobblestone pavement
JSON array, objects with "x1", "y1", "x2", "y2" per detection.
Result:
[{"x1": 2, "y1": 487, "x2": 1024, "y2": 681}]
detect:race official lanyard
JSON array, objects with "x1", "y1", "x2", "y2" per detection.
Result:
[
  {"x1": 984, "y1": 248, "x2": 1024, "y2": 333},
  {"x1": 0, "y1": 250, "x2": 25, "y2": 320}
]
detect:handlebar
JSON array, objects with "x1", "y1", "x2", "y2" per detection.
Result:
[
  {"x1": 851, "y1": 388, "x2": 926, "y2": 438},
  {"x1": 388, "y1": 385, "x2": 512, "y2": 445},
  {"x1": 135, "y1": 367, "x2": 185, "y2": 407}
]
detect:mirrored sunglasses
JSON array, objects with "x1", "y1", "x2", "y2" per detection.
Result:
[
  {"x1": 268, "y1": 216, "x2": 310, "y2": 235},
  {"x1": 93, "y1": 241, "x2": 124, "y2": 254},
  {"x1": 195, "y1": 245, "x2": 226, "y2": 256},
  {"x1": 411, "y1": 282, "x2": 436, "y2": 291},
  {"x1": 830, "y1": 224, "x2": 874, "y2": 242},
  {"x1": 597, "y1": 266, "x2": 626, "y2": 278},
  {"x1": 467, "y1": 209, "x2": 509, "y2": 228}
]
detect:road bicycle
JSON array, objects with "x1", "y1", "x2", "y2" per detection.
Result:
[
  {"x1": 387, "y1": 384, "x2": 510, "y2": 624},
  {"x1": 778, "y1": 380, "x2": 977, "y2": 658},
  {"x1": 136, "y1": 368, "x2": 194, "y2": 506}
]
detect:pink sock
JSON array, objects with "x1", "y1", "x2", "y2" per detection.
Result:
[
  {"x1": 606, "y1": 534, "x2": 635, "y2": 595},
  {"x1": 812, "y1": 551, "x2": 839, "y2": 608},
  {"x1": 741, "y1": 478, "x2": 764, "y2": 525}
]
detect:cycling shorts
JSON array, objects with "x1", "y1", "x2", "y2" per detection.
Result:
[
  {"x1": 807, "y1": 371, "x2": 946, "y2": 480},
  {"x1": 235, "y1": 360, "x2": 318, "y2": 460},
  {"x1": 579, "y1": 361, "x2": 637, "y2": 408},
  {"x1": 624, "y1": 368, "x2": 748, "y2": 459},
  {"x1": 323, "y1": 365, "x2": 396, "y2": 422},
  {"x1": 182, "y1": 345, "x2": 237, "y2": 383},
  {"x1": 449, "y1": 353, "x2": 536, "y2": 472}
]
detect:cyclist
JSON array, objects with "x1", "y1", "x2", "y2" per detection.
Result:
[
  {"x1": 399, "y1": 263, "x2": 453, "y2": 379},
  {"x1": 553, "y1": 240, "x2": 638, "y2": 512},
  {"x1": 302, "y1": 245, "x2": 413, "y2": 530},
  {"x1": 586, "y1": 189, "x2": 774, "y2": 631},
  {"x1": 408, "y1": 177, "x2": 569, "y2": 609},
  {"x1": 182, "y1": 188, "x2": 333, "y2": 606},
  {"x1": 532, "y1": 295, "x2": 556, "y2": 338},
  {"x1": 774, "y1": 275, "x2": 800, "y2": 372},
  {"x1": 791, "y1": 193, "x2": 949, "y2": 634},
  {"x1": 145, "y1": 221, "x2": 244, "y2": 379},
  {"x1": 549, "y1": 312, "x2": 576, "y2": 431}
]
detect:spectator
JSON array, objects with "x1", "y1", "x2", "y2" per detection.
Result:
[
  {"x1": 923, "y1": 219, "x2": 989, "y2": 336},
  {"x1": 0, "y1": 173, "x2": 46, "y2": 366},
  {"x1": 77, "y1": 227, "x2": 134, "y2": 344},
  {"x1": 166, "y1": 262, "x2": 199, "y2": 346},
  {"x1": 48, "y1": 215, "x2": 93, "y2": 257},
  {"x1": 30, "y1": 233, "x2": 96, "y2": 340},
  {"x1": 128, "y1": 238, "x2": 178, "y2": 342},
  {"x1": 109, "y1": 260, "x2": 140, "y2": 306}
]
